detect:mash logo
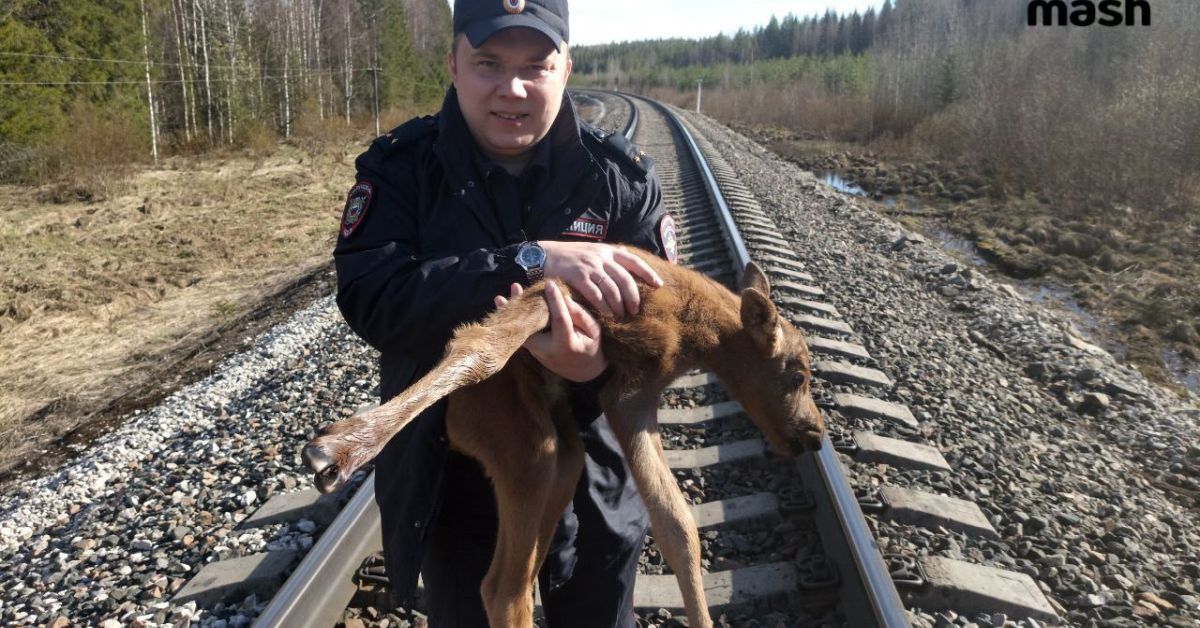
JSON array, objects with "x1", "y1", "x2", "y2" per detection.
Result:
[
  {"x1": 1027, "y1": 0, "x2": 1150, "y2": 26},
  {"x1": 561, "y1": 216, "x2": 608, "y2": 240}
]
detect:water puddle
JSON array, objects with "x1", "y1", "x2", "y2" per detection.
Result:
[
  {"x1": 818, "y1": 171, "x2": 867, "y2": 197},
  {"x1": 928, "y1": 227, "x2": 988, "y2": 266},
  {"x1": 812, "y1": 167, "x2": 1199, "y2": 395},
  {"x1": 1162, "y1": 350, "x2": 1200, "y2": 394},
  {"x1": 816, "y1": 171, "x2": 922, "y2": 211},
  {"x1": 1025, "y1": 284, "x2": 1104, "y2": 338}
]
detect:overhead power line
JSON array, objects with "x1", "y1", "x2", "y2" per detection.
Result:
[
  {"x1": 0, "y1": 50, "x2": 358, "y2": 74},
  {"x1": 0, "y1": 68, "x2": 389, "y2": 87}
]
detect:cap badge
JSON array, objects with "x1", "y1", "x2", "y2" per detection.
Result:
[{"x1": 503, "y1": 0, "x2": 525, "y2": 13}]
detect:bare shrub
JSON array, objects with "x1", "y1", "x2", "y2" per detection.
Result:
[
  {"x1": 380, "y1": 103, "x2": 427, "y2": 133},
  {"x1": 293, "y1": 97, "x2": 349, "y2": 156},
  {"x1": 236, "y1": 119, "x2": 279, "y2": 157},
  {"x1": 0, "y1": 143, "x2": 46, "y2": 185},
  {"x1": 169, "y1": 131, "x2": 219, "y2": 157},
  {"x1": 37, "y1": 100, "x2": 145, "y2": 202},
  {"x1": 907, "y1": 104, "x2": 974, "y2": 163},
  {"x1": 644, "y1": 84, "x2": 872, "y2": 143}
]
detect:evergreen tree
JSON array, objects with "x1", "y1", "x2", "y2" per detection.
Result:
[
  {"x1": 937, "y1": 53, "x2": 958, "y2": 109},
  {"x1": 0, "y1": 4, "x2": 69, "y2": 147}
]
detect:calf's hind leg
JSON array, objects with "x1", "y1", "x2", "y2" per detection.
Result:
[
  {"x1": 446, "y1": 358, "x2": 585, "y2": 627},
  {"x1": 602, "y1": 387, "x2": 713, "y2": 628}
]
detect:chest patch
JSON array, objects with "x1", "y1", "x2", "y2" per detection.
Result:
[
  {"x1": 561, "y1": 215, "x2": 608, "y2": 240},
  {"x1": 341, "y1": 181, "x2": 374, "y2": 239},
  {"x1": 658, "y1": 214, "x2": 678, "y2": 264}
]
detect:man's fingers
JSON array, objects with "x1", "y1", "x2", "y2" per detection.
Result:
[
  {"x1": 546, "y1": 281, "x2": 573, "y2": 347},
  {"x1": 604, "y1": 261, "x2": 642, "y2": 317},
  {"x1": 592, "y1": 272, "x2": 624, "y2": 319},
  {"x1": 572, "y1": 278, "x2": 614, "y2": 318},
  {"x1": 494, "y1": 295, "x2": 508, "y2": 308},
  {"x1": 510, "y1": 282, "x2": 524, "y2": 298},
  {"x1": 566, "y1": 297, "x2": 601, "y2": 340},
  {"x1": 613, "y1": 248, "x2": 664, "y2": 287}
]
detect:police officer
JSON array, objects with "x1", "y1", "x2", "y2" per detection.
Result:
[{"x1": 333, "y1": 0, "x2": 678, "y2": 625}]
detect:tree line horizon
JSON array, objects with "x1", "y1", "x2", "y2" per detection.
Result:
[{"x1": 1, "y1": 0, "x2": 1196, "y2": 217}]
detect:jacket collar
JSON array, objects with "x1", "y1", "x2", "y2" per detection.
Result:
[{"x1": 472, "y1": 130, "x2": 553, "y2": 194}]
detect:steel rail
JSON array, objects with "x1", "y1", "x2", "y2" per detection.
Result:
[
  {"x1": 252, "y1": 475, "x2": 381, "y2": 628},
  {"x1": 252, "y1": 93, "x2": 641, "y2": 628},
  {"x1": 633, "y1": 94, "x2": 910, "y2": 628},
  {"x1": 574, "y1": 88, "x2": 637, "y2": 141}
]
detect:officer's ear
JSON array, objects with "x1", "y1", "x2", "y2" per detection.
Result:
[{"x1": 447, "y1": 33, "x2": 463, "y2": 81}]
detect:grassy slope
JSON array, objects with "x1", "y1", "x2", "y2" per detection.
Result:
[{"x1": 0, "y1": 141, "x2": 362, "y2": 471}]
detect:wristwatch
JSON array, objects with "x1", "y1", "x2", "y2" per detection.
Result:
[{"x1": 515, "y1": 241, "x2": 546, "y2": 284}]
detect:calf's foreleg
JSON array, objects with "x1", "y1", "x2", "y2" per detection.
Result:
[{"x1": 603, "y1": 386, "x2": 713, "y2": 628}]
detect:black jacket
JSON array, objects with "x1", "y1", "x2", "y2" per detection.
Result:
[{"x1": 333, "y1": 86, "x2": 671, "y2": 600}]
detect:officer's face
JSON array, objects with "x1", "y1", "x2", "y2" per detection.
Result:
[{"x1": 449, "y1": 28, "x2": 572, "y2": 161}]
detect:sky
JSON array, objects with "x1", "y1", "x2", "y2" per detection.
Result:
[{"x1": 447, "y1": 1, "x2": 889, "y2": 46}]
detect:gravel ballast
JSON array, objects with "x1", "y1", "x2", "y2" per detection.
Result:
[{"x1": 0, "y1": 295, "x2": 381, "y2": 626}]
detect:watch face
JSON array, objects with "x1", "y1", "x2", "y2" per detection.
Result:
[{"x1": 517, "y1": 244, "x2": 545, "y2": 268}]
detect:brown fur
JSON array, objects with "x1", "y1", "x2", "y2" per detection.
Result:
[{"x1": 304, "y1": 248, "x2": 824, "y2": 628}]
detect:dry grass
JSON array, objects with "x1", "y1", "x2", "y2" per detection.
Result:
[{"x1": 0, "y1": 139, "x2": 364, "y2": 464}]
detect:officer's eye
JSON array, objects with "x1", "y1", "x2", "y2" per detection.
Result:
[
  {"x1": 476, "y1": 60, "x2": 500, "y2": 71},
  {"x1": 521, "y1": 65, "x2": 550, "y2": 78}
]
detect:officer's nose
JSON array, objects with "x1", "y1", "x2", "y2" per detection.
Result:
[{"x1": 498, "y1": 75, "x2": 527, "y2": 99}]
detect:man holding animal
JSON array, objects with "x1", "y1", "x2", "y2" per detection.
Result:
[{"x1": 332, "y1": 0, "x2": 677, "y2": 625}]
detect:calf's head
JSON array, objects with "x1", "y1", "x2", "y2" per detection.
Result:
[{"x1": 729, "y1": 263, "x2": 825, "y2": 455}]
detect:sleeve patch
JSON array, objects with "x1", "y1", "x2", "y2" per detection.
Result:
[
  {"x1": 658, "y1": 214, "x2": 678, "y2": 264},
  {"x1": 341, "y1": 181, "x2": 374, "y2": 239}
]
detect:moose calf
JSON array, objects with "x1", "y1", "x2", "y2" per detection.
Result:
[{"x1": 304, "y1": 247, "x2": 824, "y2": 628}]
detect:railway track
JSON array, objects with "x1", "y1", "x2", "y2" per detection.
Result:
[{"x1": 162, "y1": 92, "x2": 1060, "y2": 627}]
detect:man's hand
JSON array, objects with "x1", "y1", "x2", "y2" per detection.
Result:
[
  {"x1": 539, "y1": 241, "x2": 663, "y2": 319},
  {"x1": 495, "y1": 282, "x2": 608, "y2": 383}
]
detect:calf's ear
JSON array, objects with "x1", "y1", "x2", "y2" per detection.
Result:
[
  {"x1": 738, "y1": 262, "x2": 771, "y2": 296},
  {"x1": 740, "y1": 288, "x2": 781, "y2": 356}
]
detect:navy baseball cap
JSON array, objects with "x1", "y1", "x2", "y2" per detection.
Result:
[{"x1": 453, "y1": 0, "x2": 569, "y2": 51}]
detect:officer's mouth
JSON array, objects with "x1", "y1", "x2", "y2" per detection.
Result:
[{"x1": 492, "y1": 112, "x2": 528, "y2": 124}]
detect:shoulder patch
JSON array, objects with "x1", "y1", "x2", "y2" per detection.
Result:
[
  {"x1": 340, "y1": 181, "x2": 374, "y2": 239},
  {"x1": 658, "y1": 214, "x2": 678, "y2": 264},
  {"x1": 373, "y1": 115, "x2": 438, "y2": 156}
]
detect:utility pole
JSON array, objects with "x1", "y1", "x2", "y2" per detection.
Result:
[
  {"x1": 695, "y1": 79, "x2": 703, "y2": 113},
  {"x1": 370, "y1": 66, "x2": 380, "y2": 136}
]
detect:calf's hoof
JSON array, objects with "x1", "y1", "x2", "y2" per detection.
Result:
[{"x1": 302, "y1": 443, "x2": 344, "y2": 494}]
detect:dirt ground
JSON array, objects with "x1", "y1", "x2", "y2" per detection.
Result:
[
  {"x1": 0, "y1": 140, "x2": 364, "y2": 481},
  {"x1": 740, "y1": 124, "x2": 1200, "y2": 396}
]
